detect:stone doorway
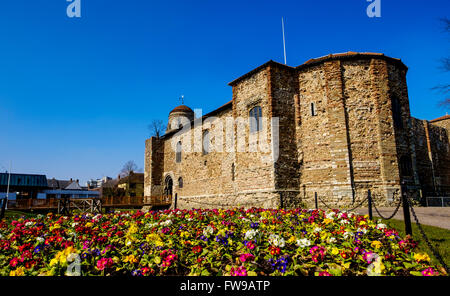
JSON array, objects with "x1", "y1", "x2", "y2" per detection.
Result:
[{"x1": 164, "y1": 175, "x2": 173, "y2": 197}]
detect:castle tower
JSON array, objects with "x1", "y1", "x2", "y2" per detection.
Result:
[{"x1": 166, "y1": 105, "x2": 194, "y2": 132}]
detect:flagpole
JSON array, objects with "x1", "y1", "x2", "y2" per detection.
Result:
[{"x1": 282, "y1": 17, "x2": 287, "y2": 65}]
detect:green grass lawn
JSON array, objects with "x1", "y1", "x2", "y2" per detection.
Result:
[
  {"x1": 3, "y1": 210, "x2": 38, "y2": 219},
  {"x1": 379, "y1": 218, "x2": 450, "y2": 269}
]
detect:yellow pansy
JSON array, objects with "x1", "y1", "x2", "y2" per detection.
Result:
[
  {"x1": 10, "y1": 267, "x2": 25, "y2": 276},
  {"x1": 287, "y1": 236, "x2": 296, "y2": 244},
  {"x1": 123, "y1": 254, "x2": 138, "y2": 264},
  {"x1": 371, "y1": 241, "x2": 382, "y2": 249},
  {"x1": 323, "y1": 218, "x2": 333, "y2": 225},
  {"x1": 331, "y1": 247, "x2": 339, "y2": 255},
  {"x1": 85, "y1": 222, "x2": 93, "y2": 228},
  {"x1": 414, "y1": 253, "x2": 431, "y2": 262},
  {"x1": 372, "y1": 258, "x2": 386, "y2": 275}
]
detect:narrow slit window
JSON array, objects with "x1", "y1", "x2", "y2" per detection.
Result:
[
  {"x1": 311, "y1": 102, "x2": 317, "y2": 116},
  {"x1": 231, "y1": 163, "x2": 235, "y2": 181}
]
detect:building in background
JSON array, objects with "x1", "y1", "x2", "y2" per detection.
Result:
[
  {"x1": 0, "y1": 173, "x2": 48, "y2": 200},
  {"x1": 0, "y1": 174, "x2": 99, "y2": 201},
  {"x1": 46, "y1": 178, "x2": 99, "y2": 199},
  {"x1": 86, "y1": 176, "x2": 113, "y2": 189},
  {"x1": 117, "y1": 172, "x2": 144, "y2": 197}
]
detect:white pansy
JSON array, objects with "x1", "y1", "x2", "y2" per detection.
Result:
[
  {"x1": 244, "y1": 229, "x2": 258, "y2": 240},
  {"x1": 0, "y1": 234, "x2": 3, "y2": 239},
  {"x1": 357, "y1": 227, "x2": 368, "y2": 234},
  {"x1": 203, "y1": 225, "x2": 214, "y2": 237},
  {"x1": 340, "y1": 220, "x2": 349, "y2": 225},
  {"x1": 343, "y1": 231, "x2": 354, "y2": 240},
  {"x1": 313, "y1": 227, "x2": 322, "y2": 233},
  {"x1": 268, "y1": 234, "x2": 285, "y2": 248},
  {"x1": 296, "y1": 238, "x2": 311, "y2": 248},
  {"x1": 325, "y1": 211, "x2": 335, "y2": 220},
  {"x1": 145, "y1": 223, "x2": 157, "y2": 229},
  {"x1": 160, "y1": 219, "x2": 172, "y2": 226},
  {"x1": 327, "y1": 237, "x2": 336, "y2": 243},
  {"x1": 36, "y1": 237, "x2": 44, "y2": 243},
  {"x1": 376, "y1": 223, "x2": 387, "y2": 230}
]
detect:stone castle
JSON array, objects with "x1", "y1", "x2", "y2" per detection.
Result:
[{"x1": 144, "y1": 52, "x2": 450, "y2": 209}]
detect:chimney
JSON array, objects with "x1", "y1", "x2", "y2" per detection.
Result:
[
  {"x1": 118, "y1": 174, "x2": 121, "y2": 180},
  {"x1": 76, "y1": 179, "x2": 79, "y2": 183},
  {"x1": 70, "y1": 178, "x2": 73, "y2": 182}
]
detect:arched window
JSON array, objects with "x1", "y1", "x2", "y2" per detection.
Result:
[
  {"x1": 176, "y1": 141, "x2": 182, "y2": 163},
  {"x1": 249, "y1": 106, "x2": 262, "y2": 133},
  {"x1": 178, "y1": 177, "x2": 183, "y2": 188},
  {"x1": 391, "y1": 96, "x2": 403, "y2": 129},
  {"x1": 203, "y1": 130, "x2": 210, "y2": 155}
]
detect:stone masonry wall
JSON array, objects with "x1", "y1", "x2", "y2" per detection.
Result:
[{"x1": 144, "y1": 55, "x2": 447, "y2": 210}]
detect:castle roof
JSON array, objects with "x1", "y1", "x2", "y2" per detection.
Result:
[
  {"x1": 169, "y1": 105, "x2": 194, "y2": 114},
  {"x1": 430, "y1": 114, "x2": 450, "y2": 123},
  {"x1": 228, "y1": 52, "x2": 408, "y2": 86}
]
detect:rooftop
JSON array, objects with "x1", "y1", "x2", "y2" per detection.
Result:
[
  {"x1": 430, "y1": 114, "x2": 450, "y2": 123},
  {"x1": 229, "y1": 51, "x2": 407, "y2": 86}
]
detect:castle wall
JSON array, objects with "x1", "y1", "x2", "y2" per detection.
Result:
[
  {"x1": 269, "y1": 64, "x2": 302, "y2": 207},
  {"x1": 144, "y1": 54, "x2": 449, "y2": 210}
]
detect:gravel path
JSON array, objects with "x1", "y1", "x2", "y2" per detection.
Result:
[{"x1": 354, "y1": 207, "x2": 450, "y2": 230}]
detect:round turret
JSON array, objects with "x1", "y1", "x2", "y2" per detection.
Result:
[{"x1": 167, "y1": 105, "x2": 194, "y2": 131}]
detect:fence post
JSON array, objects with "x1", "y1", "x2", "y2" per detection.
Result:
[
  {"x1": 401, "y1": 183, "x2": 413, "y2": 236},
  {"x1": 314, "y1": 192, "x2": 318, "y2": 210},
  {"x1": 367, "y1": 189, "x2": 373, "y2": 220}
]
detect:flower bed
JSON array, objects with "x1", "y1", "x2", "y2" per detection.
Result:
[{"x1": 0, "y1": 208, "x2": 445, "y2": 276}]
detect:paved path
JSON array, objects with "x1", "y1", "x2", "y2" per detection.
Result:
[{"x1": 354, "y1": 207, "x2": 450, "y2": 230}]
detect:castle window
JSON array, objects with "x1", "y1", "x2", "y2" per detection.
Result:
[
  {"x1": 176, "y1": 141, "x2": 182, "y2": 163},
  {"x1": 391, "y1": 96, "x2": 403, "y2": 129},
  {"x1": 178, "y1": 177, "x2": 183, "y2": 188},
  {"x1": 311, "y1": 102, "x2": 317, "y2": 116},
  {"x1": 202, "y1": 130, "x2": 210, "y2": 155},
  {"x1": 249, "y1": 106, "x2": 262, "y2": 133},
  {"x1": 400, "y1": 155, "x2": 413, "y2": 176}
]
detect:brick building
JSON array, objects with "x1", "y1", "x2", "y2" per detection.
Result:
[{"x1": 144, "y1": 52, "x2": 450, "y2": 209}]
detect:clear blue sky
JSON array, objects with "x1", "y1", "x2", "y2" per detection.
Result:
[{"x1": 0, "y1": 0, "x2": 449, "y2": 185}]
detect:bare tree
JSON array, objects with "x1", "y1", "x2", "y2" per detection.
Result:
[
  {"x1": 120, "y1": 160, "x2": 139, "y2": 177},
  {"x1": 434, "y1": 18, "x2": 450, "y2": 108},
  {"x1": 148, "y1": 120, "x2": 165, "y2": 138}
]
